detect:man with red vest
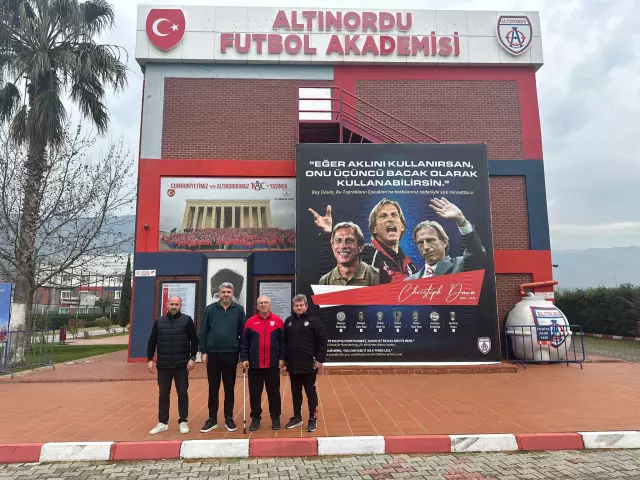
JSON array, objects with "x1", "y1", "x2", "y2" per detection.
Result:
[{"x1": 240, "y1": 295, "x2": 285, "y2": 431}]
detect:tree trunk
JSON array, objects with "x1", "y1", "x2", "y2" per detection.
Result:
[{"x1": 11, "y1": 138, "x2": 48, "y2": 332}]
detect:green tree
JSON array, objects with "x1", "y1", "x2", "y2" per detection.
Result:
[
  {"x1": 0, "y1": 0, "x2": 127, "y2": 329},
  {"x1": 119, "y1": 254, "x2": 131, "y2": 332}
]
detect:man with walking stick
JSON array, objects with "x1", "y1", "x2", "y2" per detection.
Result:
[
  {"x1": 147, "y1": 296, "x2": 198, "y2": 435},
  {"x1": 240, "y1": 295, "x2": 285, "y2": 431},
  {"x1": 283, "y1": 294, "x2": 327, "y2": 432},
  {"x1": 199, "y1": 282, "x2": 246, "y2": 433}
]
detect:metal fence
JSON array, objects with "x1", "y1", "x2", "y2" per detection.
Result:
[
  {"x1": 28, "y1": 271, "x2": 125, "y2": 331},
  {"x1": 504, "y1": 324, "x2": 586, "y2": 369},
  {"x1": 0, "y1": 329, "x2": 56, "y2": 377}
]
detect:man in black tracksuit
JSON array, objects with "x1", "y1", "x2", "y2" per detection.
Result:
[
  {"x1": 199, "y1": 282, "x2": 246, "y2": 433},
  {"x1": 283, "y1": 294, "x2": 328, "y2": 432},
  {"x1": 147, "y1": 296, "x2": 199, "y2": 435}
]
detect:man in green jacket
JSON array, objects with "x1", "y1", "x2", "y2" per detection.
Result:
[{"x1": 199, "y1": 282, "x2": 246, "y2": 433}]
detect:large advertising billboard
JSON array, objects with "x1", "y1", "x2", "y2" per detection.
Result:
[
  {"x1": 159, "y1": 177, "x2": 296, "y2": 251},
  {"x1": 296, "y1": 144, "x2": 500, "y2": 363}
]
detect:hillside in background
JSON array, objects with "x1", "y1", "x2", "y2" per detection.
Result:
[
  {"x1": 111, "y1": 216, "x2": 639, "y2": 289},
  {"x1": 552, "y1": 246, "x2": 640, "y2": 290}
]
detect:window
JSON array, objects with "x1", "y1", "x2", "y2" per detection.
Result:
[
  {"x1": 58, "y1": 307, "x2": 69, "y2": 314},
  {"x1": 81, "y1": 275, "x2": 91, "y2": 284},
  {"x1": 61, "y1": 291, "x2": 71, "y2": 300},
  {"x1": 114, "y1": 291, "x2": 121, "y2": 300},
  {"x1": 78, "y1": 307, "x2": 88, "y2": 315}
]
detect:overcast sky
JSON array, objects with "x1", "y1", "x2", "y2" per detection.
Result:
[{"x1": 95, "y1": 0, "x2": 639, "y2": 251}]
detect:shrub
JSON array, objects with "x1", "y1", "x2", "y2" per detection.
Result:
[{"x1": 555, "y1": 284, "x2": 640, "y2": 336}]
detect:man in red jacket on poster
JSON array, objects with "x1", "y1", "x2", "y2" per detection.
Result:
[{"x1": 240, "y1": 295, "x2": 285, "y2": 431}]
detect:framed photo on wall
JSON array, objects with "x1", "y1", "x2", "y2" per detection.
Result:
[
  {"x1": 253, "y1": 275, "x2": 295, "y2": 320},
  {"x1": 155, "y1": 276, "x2": 202, "y2": 331},
  {"x1": 206, "y1": 257, "x2": 248, "y2": 309}
]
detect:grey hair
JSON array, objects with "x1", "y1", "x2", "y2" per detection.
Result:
[
  {"x1": 257, "y1": 295, "x2": 271, "y2": 305},
  {"x1": 413, "y1": 220, "x2": 449, "y2": 254},
  {"x1": 292, "y1": 294, "x2": 307, "y2": 305},
  {"x1": 218, "y1": 282, "x2": 234, "y2": 293}
]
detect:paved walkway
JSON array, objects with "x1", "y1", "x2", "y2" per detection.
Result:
[
  {"x1": 3, "y1": 450, "x2": 640, "y2": 479},
  {"x1": 1, "y1": 360, "x2": 639, "y2": 444}
]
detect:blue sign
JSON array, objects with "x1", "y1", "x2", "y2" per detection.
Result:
[{"x1": 0, "y1": 283, "x2": 12, "y2": 342}]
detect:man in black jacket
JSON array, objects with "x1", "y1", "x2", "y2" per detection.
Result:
[
  {"x1": 283, "y1": 294, "x2": 328, "y2": 432},
  {"x1": 147, "y1": 296, "x2": 198, "y2": 435}
]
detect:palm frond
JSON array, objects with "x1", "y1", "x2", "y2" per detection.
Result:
[
  {"x1": 31, "y1": 89, "x2": 66, "y2": 143},
  {"x1": 0, "y1": 83, "x2": 22, "y2": 123},
  {"x1": 70, "y1": 82, "x2": 107, "y2": 133},
  {"x1": 9, "y1": 104, "x2": 28, "y2": 144},
  {"x1": 80, "y1": 0, "x2": 114, "y2": 36}
]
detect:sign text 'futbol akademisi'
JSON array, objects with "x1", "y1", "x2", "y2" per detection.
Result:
[{"x1": 220, "y1": 11, "x2": 460, "y2": 57}]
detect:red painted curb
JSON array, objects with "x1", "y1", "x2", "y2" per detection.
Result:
[
  {"x1": 110, "y1": 441, "x2": 182, "y2": 461},
  {"x1": 250, "y1": 438, "x2": 317, "y2": 457},
  {"x1": 0, "y1": 443, "x2": 43, "y2": 463},
  {"x1": 385, "y1": 435, "x2": 451, "y2": 454},
  {"x1": 516, "y1": 433, "x2": 584, "y2": 451}
]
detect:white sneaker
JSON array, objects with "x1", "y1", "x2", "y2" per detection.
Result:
[
  {"x1": 179, "y1": 422, "x2": 190, "y2": 434},
  {"x1": 149, "y1": 423, "x2": 169, "y2": 435}
]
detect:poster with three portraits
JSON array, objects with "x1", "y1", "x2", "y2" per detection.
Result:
[{"x1": 296, "y1": 143, "x2": 500, "y2": 363}]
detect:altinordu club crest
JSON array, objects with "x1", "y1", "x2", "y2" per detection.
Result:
[
  {"x1": 496, "y1": 15, "x2": 533, "y2": 56},
  {"x1": 146, "y1": 9, "x2": 186, "y2": 52}
]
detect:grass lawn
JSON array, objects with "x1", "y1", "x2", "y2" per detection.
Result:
[
  {"x1": 80, "y1": 331, "x2": 128, "y2": 340},
  {"x1": 53, "y1": 344, "x2": 128, "y2": 364}
]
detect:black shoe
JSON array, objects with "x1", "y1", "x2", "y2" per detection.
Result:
[
  {"x1": 249, "y1": 418, "x2": 261, "y2": 431},
  {"x1": 272, "y1": 416, "x2": 281, "y2": 430},
  {"x1": 285, "y1": 416, "x2": 303, "y2": 429},
  {"x1": 307, "y1": 418, "x2": 317, "y2": 432},
  {"x1": 225, "y1": 417, "x2": 237, "y2": 432},
  {"x1": 200, "y1": 418, "x2": 217, "y2": 433}
]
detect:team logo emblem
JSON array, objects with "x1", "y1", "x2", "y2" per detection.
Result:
[
  {"x1": 283, "y1": 189, "x2": 291, "y2": 197},
  {"x1": 167, "y1": 188, "x2": 175, "y2": 197},
  {"x1": 496, "y1": 16, "x2": 533, "y2": 56},
  {"x1": 304, "y1": 321, "x2": 309, "y2": 327},
  {"x1": 548, "y1": 320, "x2": 567, "y2": 348},
  {"x1": 477, "y1": 337, "x2": 491, "y2": 354},
  {"x1": 146, "y1": 9, "x2": 186, "y2": 52},
  {"x1": 336, "y1": 311, "x2": 346, "y2": 321},
  {"x1": 270, "y1": 321, "x2": 275, "y2": 326},
  {"x1": 429, "y1": 311, "x2": 440, "y2": 322}
]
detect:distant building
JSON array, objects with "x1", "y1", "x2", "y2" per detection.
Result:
[{"x1": 33, "y1": 254, "x2": 132, "y2": 316}]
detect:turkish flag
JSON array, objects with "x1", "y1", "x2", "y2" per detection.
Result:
[{"x1": 146, "y1": 9, "x2": 186, "y2": 52}]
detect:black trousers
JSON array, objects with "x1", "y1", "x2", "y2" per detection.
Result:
[
  {"x1": 206, "y1": 352, "x2": 238, "y2": 420},
  {"x1": 290, "y1": 372, "x2": 318, "y2": 419},
  {"x1": 248, "y1": 368, "x2": 281, "y2": 419},
  {"x1": 157, "y1": 367, "x2": 189, "y2": 424}
]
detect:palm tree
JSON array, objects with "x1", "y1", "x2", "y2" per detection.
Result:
[{"x1": 0, "y1": 0, "x2": 127, "y2": 329}]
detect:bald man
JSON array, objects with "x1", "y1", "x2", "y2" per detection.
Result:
[{"x1": 147, "y1": 296, "x2": 199, "y2": 435}]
